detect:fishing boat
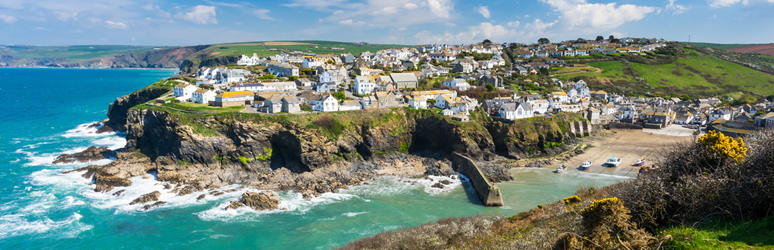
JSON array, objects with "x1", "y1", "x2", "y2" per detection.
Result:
[
  {"x1": 634, "y1": 159, "x2": 646, "y2": 166},
  {"x1": 579, "y1": 160, "x2": 592, "y2": 171},
  {"x1": 606, "y1": 157, "x2": 622, "y2": 167},
  {"x1": 555, "y1": 165, "x2": 567, "y2": 173}
]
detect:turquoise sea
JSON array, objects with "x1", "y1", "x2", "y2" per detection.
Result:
[{"x1": 0, "y1": 68, "x2": 632, "y2": 249}]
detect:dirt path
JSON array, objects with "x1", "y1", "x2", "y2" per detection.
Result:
[{"x1": 552, "y1": 66, "x2": 603, "y2": 77}]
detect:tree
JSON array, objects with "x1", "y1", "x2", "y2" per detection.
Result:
[
  {"x1": 332, "y1": 91, "x2": 346, "y2": 103},
  {"x1": 483, "y1": 39, "x2": 492, "y2": 46},
  {"x1": 680, "y1": 94, "x2": 690, "y2": 101},
  {"x1": 609, "y1": 35, "x2": 615, "y2": 41},
  {"x1": 539, "y1": 68, "x2": 549, "y2": 76},
  {"x1": 538, "y1": 38, "x2": 550, "y2": 44},
  {"x1": 485, "y1": 83, "x2": 495, "y2": 91},
  {"x1": 766, "y1": 95, "x2": 774, "y2": 102},
  {"x1": 595, "y1": 36, "x2": 604, "y2": 42}
]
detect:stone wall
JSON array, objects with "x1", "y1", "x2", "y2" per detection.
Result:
[
  {"x1": 452, "y1": 152, "x2": 504, "y2": 206},
  {"x1": 567, "y1": 121, "x2": 593, "y2": 137},
  {"x1": 609, "y1": 122, "x2": 644, "y2": 130}
]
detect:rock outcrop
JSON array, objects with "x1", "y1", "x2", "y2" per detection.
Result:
[
  {"x1": 130, "y1": 191, "x2": 161, "y2": 205},
  {"x1": 225, "y1": 191, "x2": 281, "y2": 211},
  {"x1": 52, "y1": 146, "x2": 116, "y2": 164}
]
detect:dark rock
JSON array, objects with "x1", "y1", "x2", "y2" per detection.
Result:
[
  {"x1": 440, "y1": 180, "x2": 451, "y2": 185},
  {"x1": 225, "y1": 191, "x2": 281, "y2": 211},
  {"x1": 53, "y1": 146, "x2": 116, "y2": 164},
  {"x1": 196, "y1": 194, "x2": 206, "y2": 200},
  {"x1": 61, "y1": 167, "x2": 88, "y2": 174},
  {"x1": 112, "y1": 190, "x2": 125, "y2": 196},
  {"x1": 130, "y1": 191, "x2": 161, "y2": 205},
  {"x1": 143, "y1": 201, "x2": 166, "y2": 210},
  {"x1": 431, "y1": 183, "x2": 445, "y2": 189}
]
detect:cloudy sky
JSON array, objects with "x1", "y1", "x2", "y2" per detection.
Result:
[{"x1": 0, "y1": 0, "x2": 772, "y2": 46}]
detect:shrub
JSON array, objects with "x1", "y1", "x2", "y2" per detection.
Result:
[
  {"x1": 578, "y1": 197, "x2": 655, "y2": 249},
  {"x1": 697, "y1": 130, "x2": 747, "y2": 164}
]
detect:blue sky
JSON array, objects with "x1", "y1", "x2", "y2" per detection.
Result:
[{"x1": 0, "y1": 0, "x2": 772, "y2": 46}]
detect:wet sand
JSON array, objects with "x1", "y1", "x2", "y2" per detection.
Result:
[{"x1": 556, "y1": 130, "x2": 692, "y2": 178}]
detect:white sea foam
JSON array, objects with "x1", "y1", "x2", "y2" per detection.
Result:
[
  {"x1": 92, "y1": 136, "x2": 127, "y2": 150},
  {"x1": 62, "y1": 122, "x2": 112, "y2": 138},
  {"x1": 342, "y1": 212, "x2": 367, "y2": 217},
  {"x1": 0, "y1": 213, "x2": 90, "y2": 240}
]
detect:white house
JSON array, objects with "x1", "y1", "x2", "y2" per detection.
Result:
[
  {"x1": 173, "y1": 84, "x2": 198, "y2": 101},
  {"x1": 409, "y1": 96, "x2": 427, "y2": 109},
  {"x1": 532, "y1": 99, "x2": 550, "y2": 114},
  {"x1": 311, "y1": 94, "x2": 339, "y2": 112},
  {"x1": 709, "y1": 109, "x2": 731, "y2": 122},
  {"x1": 498, "y1": 103, "x2": 533, "y2": 120},
  {"x1": 550, "y1": 92, "x2": 569, "y2": 103},
  {"x1": 354, "y1": 76, "x2": 375, "y2": 95},
  {"x1": 191, "y1": 89, "x2": 216, "y2": 104},
  {"x1": 442, "y1": 78, "x2": 471, "y2": 91}
]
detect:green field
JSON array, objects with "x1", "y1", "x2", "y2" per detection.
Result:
[
  {"x1": 631, "y1": 55, "x2": 774, "y2": 95},
  {"x1": 685, "y1": 42, "x2": 756, "y2": 50},
  {"x1": 0, "y1": 45, "x2": 160, "y2": 63},
  {"x1": 660, "y1": 216, "x2": 774, "y2": 249},
  {"x1": 207, "y1": 41, "x2": 415, "y2": 58},
  {"x1": 556, "y1": 52, "x2": 774, "y2": 97}
]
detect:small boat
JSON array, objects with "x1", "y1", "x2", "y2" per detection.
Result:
[
  {"x1": 579, "y1": 160, "x2": 592, "y2": 171},
  {"x1": 555, "y1": 165, "x2": 567, "y2": 173},
  {"x1": 634, "y1": 159, "x2": 646, "y2": 166},
  {"x1": 606, "y1": 157, "x2": 622, "y2": 167}
]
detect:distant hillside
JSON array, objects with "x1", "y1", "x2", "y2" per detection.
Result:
[
  {"x1": 0, "y1": 41, "x2": 413, "y2": 70},
  {"x1": 684, "y1": 42, "x2": 756, "y2": 50},
  {"x1": 555, "y1": 43, "x2": 774, "y2": 98},
  {"x1": 178, "y1": 41, "x2": 414, "y2": 73}
]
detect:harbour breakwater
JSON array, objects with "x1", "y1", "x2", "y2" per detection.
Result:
[{"x1": 452, "y1": 153, "x2": 504, "y2": 206}]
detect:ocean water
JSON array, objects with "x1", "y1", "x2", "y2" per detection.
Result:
[{"x1": 0, "y1": 68, "x2": 633, "y2": 249}]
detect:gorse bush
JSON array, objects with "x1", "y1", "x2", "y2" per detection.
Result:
[{"x1": 697, "y1": 130, "x2": 747, "y2": 163}]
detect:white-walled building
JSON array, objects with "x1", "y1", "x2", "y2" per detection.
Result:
[
  {"x1": 173, "y1": 84, "x2": 198, "y2": 101},
  {"x1": 354, "y1": 76, "x2": 375, "y2": 95},
  {"x1": 442, "y1": 78, "x2": 471, "y2": 91},
  {"x1": 191, "y1": 89, "x2": 216, "y2": 104}
]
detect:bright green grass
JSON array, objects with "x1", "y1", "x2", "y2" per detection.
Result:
[
  {"x1": 162, "y1": 102, "x2": 245, "y2": 112},
  {"x1": 686, "y1": 43, "x2": 756, "y2": 50},
  {"x1": 659, "y1": 216, "x2": 774, "y2": 249}
]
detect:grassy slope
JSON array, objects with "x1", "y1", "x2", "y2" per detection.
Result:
[
  {"x1": 556, "y1": 49, "x2": 774, "y2": 97},
  {"x1": 660, "y1": 216, "x2": 774, "y2": 249},
  {"x1": 1, "y1": 45, "x2": 160, "y2": 63},
  {"x1": 685, "y1": 43, "x2": 756, "y2": 50}
]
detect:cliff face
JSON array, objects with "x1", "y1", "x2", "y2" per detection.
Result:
[
  {"x1": 83, "y1": 104, "x2": 582, "y2": 196},
  {"x1": 107, "y1": 85, "x2": 172, "y2": 132},
  {"x1": 0, "y1": 45, "x2": 210, "y2": 69}
]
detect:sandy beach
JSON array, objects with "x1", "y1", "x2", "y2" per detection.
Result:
[{"x1": 557, "y1": 128, "x2": 695, "y2": 178}]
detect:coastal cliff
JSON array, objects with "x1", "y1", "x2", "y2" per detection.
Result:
[{"x1": 77, "y1": 85, "x2": 586, "y2": 200}]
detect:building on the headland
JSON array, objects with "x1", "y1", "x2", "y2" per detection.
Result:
[
  {"x1": 214, "y1": 91, "x2": 254, "y2": 107},
  {"x1": 191, "y1": 89, "x2": 216, "y2": 104}
]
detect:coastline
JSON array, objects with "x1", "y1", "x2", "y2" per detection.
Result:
[{"x1": 0, "y1": 66, "x2": 179, "y2": 70}]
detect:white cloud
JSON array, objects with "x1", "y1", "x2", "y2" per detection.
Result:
[
  {"x1": 444, "y1": 22, "x2": 456, "y2": 26},
  {"x1": 507, "y1": 21, "x2": 520, "y2": 27},
  {"x1": 540, "y1": 0, "x2": 657, "y2": 31},
  {"x1": 0, "y1": 14, "x2": 17, "y2": 24},
  {"x1": 415, "y1": 22, "x2": 515, "y2": 44},
  {"x1": 177, "y1": 5, "x2": 217, "y2": 24},
  {"x1": 474, "y1": 5, "x2": 490, "y2": 18},
  {"x1": 35, "y1": 27, "x2": 46, "y2": 30},
  {"x1": 709, "y1": 14, "x2": 718, "y2": 19},
  {"x1": 525, "y1": 18, "x2": 558, "y2": 32},
  {"x1": 666, "y1": 0, "x2": 691, "y2": 14},
  {"x1": 142, "y1": 4, "x2": 171, "y2": 18},
  {"x1": 203, "y1": 0, "x2": 241, "y2": 7},
  {"x1": 374, "y1": 6, "x2": 398, "y2": 15},
  {"x1": 338, "y1": 19, "x2": 365, "y2": 25},
  {"x1": 524, "y1": 14, "x2": 530, "y2": 18},
  {"x1": 54, "y1": 11, "x2": 78, "y2": 21},
  {"x1": 105, "y1": 20, "x2": 127, "y2": 29},
  {"x1": 428, "y1": 0, "x2": 453, "y2": 18},
  {"x1": 283, "y1": 0, "x2": 346, "y2": 10},
  {"x1": 404, "y1": 3, "x2": 418, "y2": 9},
  {"x1": 253, "y1": 9, "x2": 274, "y2": 20},
  {"x1": 610, "y1": 31, "x2": 625, "y2": 38},
  {"x1": 707, "y1": 0, "x2": 750, "y2": 7}
]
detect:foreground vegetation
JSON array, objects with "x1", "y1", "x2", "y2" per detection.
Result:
[{"x1": 341, "y1": 129, "x2": 774, "y2": 249}]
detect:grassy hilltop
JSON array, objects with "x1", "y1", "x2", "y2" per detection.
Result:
[{"x1": 553, "y1": 43, "x2": 774, "y2": 99}]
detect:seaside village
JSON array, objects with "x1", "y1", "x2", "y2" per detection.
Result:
[{"x1": 170, "y1": 39, "x2": 774, "y2": 136}]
